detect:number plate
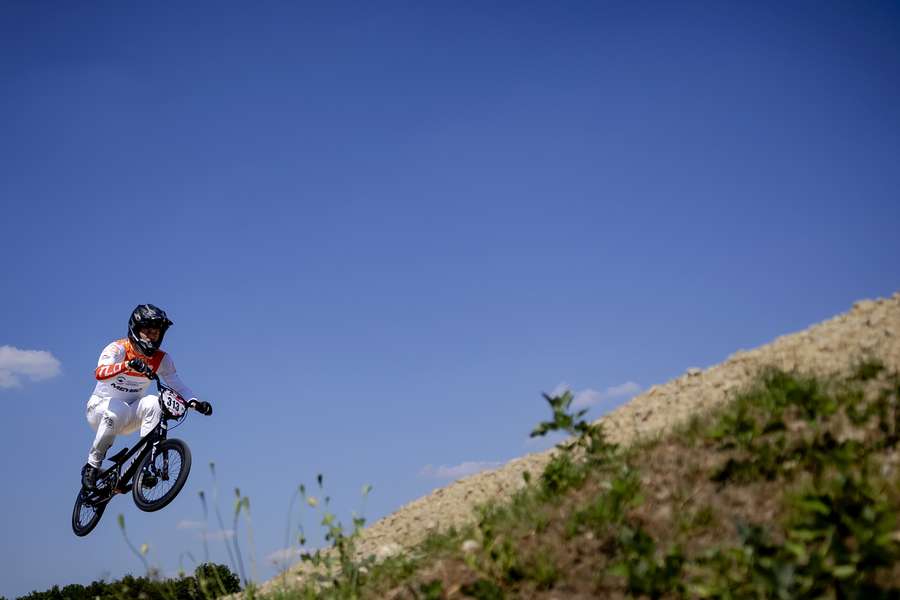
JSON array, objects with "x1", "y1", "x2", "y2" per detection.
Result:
[{"x1": 162, "y1": 389, "x2": 186, "y2": 417}]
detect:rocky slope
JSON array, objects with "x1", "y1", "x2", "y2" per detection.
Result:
[{"x1": 263, "y1": 292, "x2": 900, "y2": 593}]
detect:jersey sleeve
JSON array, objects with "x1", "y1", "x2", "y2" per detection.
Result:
[
  {"x1": 95, "y1": 342, "x2": 128, "y2": 380},
  {"x1": 158, "y1": 353, "x2": 196, "y2": 400}
]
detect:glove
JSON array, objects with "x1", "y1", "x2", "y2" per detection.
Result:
[
  {"x1": 193, "y1": 400, "x2": 213, "y2": 416},
  {"x1": 127, "y1": 358, "x2": 153, "y2": 377}
]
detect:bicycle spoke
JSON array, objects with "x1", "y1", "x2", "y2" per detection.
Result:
[
  {"x1": 80, "y1": 503, "x2": 98, "y2": 522},
  {"x1": 73, "y1": 490, "x2": 107, "y2": 536}
]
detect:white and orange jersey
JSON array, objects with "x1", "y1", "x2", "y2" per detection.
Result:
[{"x1": 92, "y1": 338, "x2": 195, "y2": 404}]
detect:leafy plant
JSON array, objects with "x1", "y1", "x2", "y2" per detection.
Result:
[
  {"x1": 460, "y1": 578, "x2": 505, "y2": 600},
  {"x1": 538, "y1": 451, "x2": 585, "y2": 496},
  {"x1": 610, "y1": 525, "x2": 685, "y2": 599},
  {"x1": 530, "y1": 390, "x2": 618, "y2": 462},
  {"x1": 530, "y1": 390, "x2": 619, "y2": 497},
  {"x1": 566, "y1": 464, "x2": 641, "y2": 537},
  {"x1": 418, "y1": 579, "x2": 444, "y2": 599}
]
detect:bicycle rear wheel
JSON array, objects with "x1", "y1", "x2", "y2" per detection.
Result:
[
  {"x1": 72, "y1": 489, "x2": 108, "y2": 536},
  {"x1": 132, "y1": 438, "x2": 191, "y2": 512}
]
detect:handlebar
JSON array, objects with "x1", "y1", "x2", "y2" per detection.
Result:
[{"x1": 147, "y1": 371, "x2": 212, "y2": 416}]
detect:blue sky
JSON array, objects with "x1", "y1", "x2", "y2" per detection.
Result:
[{"x1": 2, "y1": 1, "x2": 899, "y2": 596}]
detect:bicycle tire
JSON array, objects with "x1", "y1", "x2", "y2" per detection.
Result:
[
  {"x1": 132, "y1": 438, "x2": 192, "y2": 512},
  {"x1": 72, "y1": 489, "x2": 108, "y2": 536}
]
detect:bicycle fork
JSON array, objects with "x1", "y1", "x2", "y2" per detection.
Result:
[{"x1": 145, "y1": 440, "x2": 170, "y2": 482}]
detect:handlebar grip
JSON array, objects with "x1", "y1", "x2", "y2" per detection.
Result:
[{"x1": 190, "y1": 400, "x2": 213, "y2": 416}]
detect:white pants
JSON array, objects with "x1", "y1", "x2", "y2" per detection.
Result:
[{"x1": 86, "y1": 394, "x2": 162, "y2": 468}]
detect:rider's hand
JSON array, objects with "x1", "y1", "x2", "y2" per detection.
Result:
[
  {"x1": 127, "y1": 358, "x2": 152, "y2": 377},
  {"x1": 192, "y1": 399, "x2": 213, "y2": 416}
]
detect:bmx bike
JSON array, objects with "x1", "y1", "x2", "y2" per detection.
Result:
[{"x1": 72, "y1": 372, "x2": 211, "y2": 536}]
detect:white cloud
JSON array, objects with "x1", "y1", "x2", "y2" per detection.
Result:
[
  {"x1": 267, "y1": 547, "x2": 307, "y2": 566},
  {"x1": 0, "y1": 346, "x2": 61, "y2": 388},
  {"x1": 571, "y1": 389, "x2": 605, "y2": 410},
  {"x1": 605, "y1": 381, "x2": 642, "y2": 398},
  {"x1": 205, "y1": 529, "x2": 235, "y2": 542},
  {"x1": 569, "y1": 381, "x2": 642, "y2": 411},
  {"x1": 176, "y1": 520, "x2": 231, "y2": 540},
  {"x1": 419, "y1": 460, "x2": 503, "y2": 479}
]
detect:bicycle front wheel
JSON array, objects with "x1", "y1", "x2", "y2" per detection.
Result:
[
  {"x1": 132, "y1": 438, "x2": 192, "y2": 512},
  {"x1": 72, "y1": 489, "x2": 108, "y2": 536}
]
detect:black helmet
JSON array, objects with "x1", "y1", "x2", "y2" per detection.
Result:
[{"x1": 128, "y1": 304, "x2": 173, "y2": 356}]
